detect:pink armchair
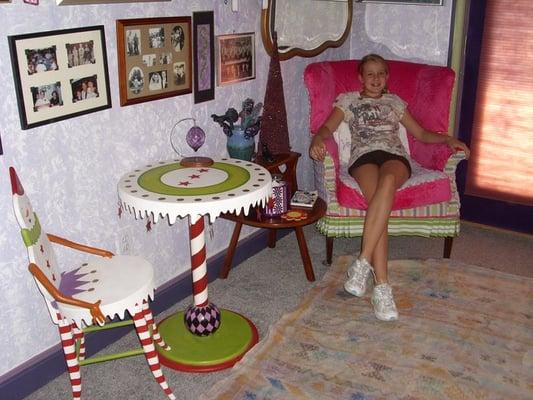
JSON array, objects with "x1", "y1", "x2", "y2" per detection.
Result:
[{"x1": 304, "y1": 59, "x2": 466, "y2": 264}]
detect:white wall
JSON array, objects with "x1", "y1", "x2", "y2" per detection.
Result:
[{"x1": 0, "y1": 0, "x2": 451, "y2": 378}]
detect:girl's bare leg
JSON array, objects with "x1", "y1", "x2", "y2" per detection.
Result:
[{"x1": 351, "y1": 160, "x2": 409, "y2": 283}]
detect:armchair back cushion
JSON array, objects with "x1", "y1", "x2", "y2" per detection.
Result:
[{"x1": 304, "y1": 59, "x2": 455, "y2": 170}]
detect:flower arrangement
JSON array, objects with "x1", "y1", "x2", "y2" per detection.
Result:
[{"x1": 211, "y1": 98, "x2": 263, "y2": 139}]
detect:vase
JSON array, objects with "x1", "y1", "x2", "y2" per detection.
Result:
[{"x1": 226, "y1": 126, "x2": 255, "y2": 161}]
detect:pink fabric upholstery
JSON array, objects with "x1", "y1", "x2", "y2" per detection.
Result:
[
  {"x1": 304, "y1": 59, "x2": 456, "y2": 210},
  {"x1": 304, "y1": 59, "x2": 455, "y2": 169}
]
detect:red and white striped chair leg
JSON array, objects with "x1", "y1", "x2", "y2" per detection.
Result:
[
  {"x1": 133, "y1": 307, "x2": 175, "y2": 400},
  {"x1": 71, "y1": 324, "x2": 86, "y2": 361},
  {"x1": 141, "y1": 301, "x2": 171, "y2": 351},
  {"x1": 57, "y1": 314, "x2": 81, "y2": 400}
]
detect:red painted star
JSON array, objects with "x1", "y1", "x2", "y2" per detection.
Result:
[
  {"x1": 179, "y1": 181, "x2": 191, "y2": 186},
  {"x1": 198, "y1": 168, "x2": 209, "y2": 173},
  {"x1": 189, "y1": 174, "x2": 200, "y2": 179}
]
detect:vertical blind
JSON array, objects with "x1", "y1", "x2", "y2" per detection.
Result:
[{"x1": 465, "y1": 0, "x2": 533, "y2": 206}]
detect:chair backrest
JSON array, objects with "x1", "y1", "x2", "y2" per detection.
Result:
[
  {"x1": 10, "y1": 167, "x2": 61, "y2": 322},
  {"x1": 303, "y1": 59, "x2": 455, "y2": 166}
]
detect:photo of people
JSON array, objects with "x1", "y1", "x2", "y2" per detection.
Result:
[
  {"x1": 149, "y1": 27, "x2": 165, "y2": 48},
  {"x1": 128, "y1": 66, "x2": 144, "y2": 94},
  {"x1": 148, "y1": 71, "x2": 168, "y2": 91},
  {"x1": 159, "y1": 52, "x2": 172, "y2": 65},
  {"x1": 171, "y1": 25, "x2": 185, "y2": 52},
  {"x1": 70, "y1": 75, "x2": 99, "y2": 102},
  {"x1": 173, "y1": 62, "x2": 186, "y2": 86},
  {"x1": 218, "y1": 33, "x2": 255, "y2": 85},
  {"x1": 126, "y1": 29, "x2": 141, "y2": 56},
  {"x1": 143, "y1": 54, "x2": 156, "y2": 67},
  {"x1": 66, "y1": 41, "x2": 95, "y2": 68},
  {"x1": 25, "y1": 46, "x2": 58, "y2": 75},
  {"x1": 30, "y1": 82, "x2": 63, "y2": 111}
]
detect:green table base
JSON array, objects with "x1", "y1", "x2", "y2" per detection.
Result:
[{"x1": 156, "y1": 309, "x2": 258, "y2": 372}]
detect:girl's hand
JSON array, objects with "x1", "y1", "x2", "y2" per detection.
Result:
[
  {"x1": 309, "y1": 135, "x2": 326, "y2": 161},
  {"x1": 447, "y1": 137, "x2": 470, "y2": 159}
]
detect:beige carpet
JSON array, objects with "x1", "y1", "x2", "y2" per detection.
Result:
[{"x1": 200, "y1": 256, "x2": 533, "y2": 400}]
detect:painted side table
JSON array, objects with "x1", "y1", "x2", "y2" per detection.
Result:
[{"x1": 117, "y1": 157, "x2": 271, "y2": 372}]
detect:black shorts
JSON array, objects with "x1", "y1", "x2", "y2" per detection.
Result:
[{"x1": 348, "y1": 150, "x2": 412, "y2": 177}]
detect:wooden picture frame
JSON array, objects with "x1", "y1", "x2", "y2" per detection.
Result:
[
  {"x1": 193, "y1": 11, "x2": 215, "y2": 104},
  {"x1": 8, "y1": 25, "x2": 111, "y2": 130},
  {"x1": 116, "y1": 16, "x2": 192, "y2": 106},
  {"x1": 216, "y1": 32, "x2": 255, "y2": 86}
]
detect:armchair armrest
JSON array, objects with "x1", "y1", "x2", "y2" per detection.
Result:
[
  {"x1": 47, "y1": 233, "x2": 114, "y2": 258},
  {"x1": 29, "y1": 262, "x2": 105, "y2": 325}
]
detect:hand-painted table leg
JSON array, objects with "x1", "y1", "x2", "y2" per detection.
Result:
[{"x1": 156, "y1": 214, "x2": 259, "y2": 372}]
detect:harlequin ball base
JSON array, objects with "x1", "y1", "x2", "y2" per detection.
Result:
[
  {"x1": 156, "y1": 309, "x2": 259, "y2": 372},
  {"x1": 184, "y1": 303, "x2": 221, "y2": 336}
]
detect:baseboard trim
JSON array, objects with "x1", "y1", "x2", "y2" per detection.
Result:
[{"x1": 0, "y1": 228, "x2": 291, "y2": 400}]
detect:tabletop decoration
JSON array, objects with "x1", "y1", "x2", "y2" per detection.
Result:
[
  {"x1": 211, "y1": 98, "x2": 262, "y2": 161},
  {"x1": 169, "y1": 117, "x2": 213, "y2": 167}
]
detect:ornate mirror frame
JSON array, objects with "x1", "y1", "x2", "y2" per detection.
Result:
[{"x1": 261, "y1": 0, "x2": 353, "y2": 61}]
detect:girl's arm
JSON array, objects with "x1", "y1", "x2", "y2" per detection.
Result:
[
  {"x1": 401, "y1": 110, "x2": 470, "y2": 158},
  {"x1": 309, "y1": 107, "x2": 345, "y2": 161}
]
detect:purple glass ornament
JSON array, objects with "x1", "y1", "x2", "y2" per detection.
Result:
[{"x1": 186, "y1": 125, "x2": 206, "y2": 152}]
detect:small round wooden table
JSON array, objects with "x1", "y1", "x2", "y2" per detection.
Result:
[{"x1": 221, "y1": 197, "x2": 327, "y2": 281}]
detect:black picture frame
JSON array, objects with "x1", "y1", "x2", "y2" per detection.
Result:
[
  {"x1": 193, "y1": 10, "x2": 215, "y2": 104},
  {"x1": 8, "y1": 25, "x2": 111, "y2": 130}
]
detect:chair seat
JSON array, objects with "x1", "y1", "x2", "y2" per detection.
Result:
[
  {"x1": 337, "y1": 160, "x2": 452, "y2": 210},
  {"x1": 57, "y1": 255, "x2": 155, "y2": 327}
]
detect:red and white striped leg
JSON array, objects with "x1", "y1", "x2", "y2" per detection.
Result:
[
  {"x1": 132, "y1": 306, "x2": 175, "y2": 400},
  {"x1": 71, "y1": 324, "x2": 86, "y2": 361},
  {"x1": 141, "y1": 300, "x2": 171, "y2": 351},
  {"x1": 184, "y1": 215, "x2": 221, "y2": 336},
  {"x1": 57, "y1": 314, "x2": 81, "y2": 400}
]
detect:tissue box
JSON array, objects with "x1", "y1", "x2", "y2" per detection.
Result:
[{"x1": 261, "y1": 175, "x2": 289, "y2": 217}]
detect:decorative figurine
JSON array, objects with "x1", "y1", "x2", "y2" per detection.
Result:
[{"x1": 211, "y1": 99, "x2": 263, "y2": 161}]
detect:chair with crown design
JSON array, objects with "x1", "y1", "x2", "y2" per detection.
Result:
[
  {"x1": 9, "y1": 167, "x2": 175, "y2": 400},
  {"x1": 303, "y1": 59, "x2": 466, "y2": 264}
]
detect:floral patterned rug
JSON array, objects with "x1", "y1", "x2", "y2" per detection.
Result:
[{"x1": 200, "y1": 257, "x2": 532, "y2": 400}]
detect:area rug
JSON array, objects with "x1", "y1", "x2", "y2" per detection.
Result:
[{"x1": 200, "y1": 256, "x2": 532, "y2": 400}]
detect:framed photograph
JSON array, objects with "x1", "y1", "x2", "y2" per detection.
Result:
[
  {"x1": 193, "y1": 11, "x2": 215, "y2": 104},
  {"x1": 216, "y1": 32, "x2": 255, "y2": 86},
  {"x1": 116, "y1": 17, "x2": 192, "y2": 106},
  {"x1": 8, "y1": 25, "x2": 111, "y2": 130},
  {"x1": 358, "y1": 0, "x2": 443, "y2": 4}
]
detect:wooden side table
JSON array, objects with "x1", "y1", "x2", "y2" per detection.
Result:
[{"x1": 220, "y1": 152, "x2": 326, "y2": 282}]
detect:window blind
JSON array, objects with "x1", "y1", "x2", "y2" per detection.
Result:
[{"x1": 465, "y1": 0, "x2": 533, "y2": 206}]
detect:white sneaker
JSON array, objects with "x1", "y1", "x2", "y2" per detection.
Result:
[
  {"x1": 344, "y1": 257, "x2": 374, "y2": 297},
  {"x1": 371, "y1": 283, "x2": 399, "y2": 321}
]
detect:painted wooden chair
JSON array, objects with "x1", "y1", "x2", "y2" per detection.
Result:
[
  {"x1": 304, "y1": 59, "x2": 466, "y2": 264},
  {"x1": 9, "y1": 167, "x2": 175, "y2": 400}
]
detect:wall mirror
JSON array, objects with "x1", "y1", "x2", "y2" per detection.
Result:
[{"x1": 261, "y1": 0, "x2": 353, "y2": 60}]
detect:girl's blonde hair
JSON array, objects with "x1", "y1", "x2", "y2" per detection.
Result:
[{"x1": 358, "y1": 53, "x2": 389, "y2": 94}]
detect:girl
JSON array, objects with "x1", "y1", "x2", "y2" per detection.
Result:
[{"x1": 309, "y1": 54, "x2": 470, "y2": 321}]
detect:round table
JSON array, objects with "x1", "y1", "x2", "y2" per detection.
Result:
[{"x1": 118, "y1": 158, "x2": 272, "y2": 372}]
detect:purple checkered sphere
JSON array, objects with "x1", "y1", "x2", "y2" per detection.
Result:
[{"x1": 184, "y1": 303, "x2": 221, "y2": 336}]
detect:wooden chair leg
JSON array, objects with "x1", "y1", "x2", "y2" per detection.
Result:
[
  {"x1": 443, "y1": 236, "x2": 453, "y2": 258},
  {"x1": 326, "y1": 236, "x2": 334, "y2": 265},
  {"x1": 220, "y1": 221, "x2": 243, "y2": 278},
  {"x1": 58, "y1": 315, "x2": 81, "y2": 400},
  {"x1": 133, "y1": 308, "x2": 175, "y2": 400},
  {"x1": 142, "y1": 301, "x2": 170, "y2": 351}
]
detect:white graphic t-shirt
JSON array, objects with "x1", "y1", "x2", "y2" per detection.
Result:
[{"x1": 334, "y1": 92, "x2": 410, "y2": 168}]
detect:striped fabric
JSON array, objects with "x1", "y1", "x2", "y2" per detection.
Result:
[{"x1": 315, "y1": 152, "x2": 465, "y2": 238}]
